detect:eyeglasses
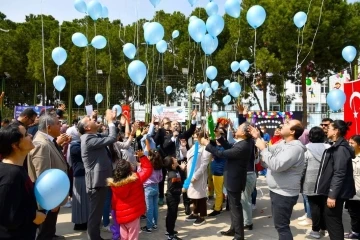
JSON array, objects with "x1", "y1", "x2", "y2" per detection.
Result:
[{"x1": 320, "y1": 124, "x2": 329, "y2": 127}]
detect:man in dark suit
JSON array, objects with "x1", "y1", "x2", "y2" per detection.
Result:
[
  {"x1": 78, "y1": 109, "x2": 117, "y2": 240},
  {"x1": 162, "y1": 110, "x2": 197, "y2": 214},
  {"x1": 203, "y1": 121, "x2": 254, "y2": 240}
]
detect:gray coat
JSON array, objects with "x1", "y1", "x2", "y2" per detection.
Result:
[
  {"x1": 81, "y1": 124, "x2": 117, "y2": 189},
  {"x1": 302, "y1": 143, "x2": 330, "y2": 196}
]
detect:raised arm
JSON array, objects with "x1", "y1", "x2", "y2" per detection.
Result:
[{"x1": 85, "y1": 123, "x2": 117, "y2": 149}]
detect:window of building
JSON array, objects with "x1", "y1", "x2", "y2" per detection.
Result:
[
  {"x1": 321, "y1": 103, "x2": 327, "y2": 113},
  {"x1": 192, "y1": 103, "x2": 200, "y2": 110},
  {"x1": 177, "y1": 102, "x2": 181, "y2": 107},
  {"x1": 270, "y1": 103, "x2": 280, "y2": 111},
  {"x1": 295, "y1": 103, "x2": 303, "y2": 111},
  {"x1": 285, "y1": 104, "x2": 291, "y2": 112},
  {"x1": 321, "y1": 82, "x2": 327, "y2": 94},
  {"x1": 184, "y1": 102, "x2": 188, "y2": 108},
  {"x1": 308, "y1": 103, "x2": 317, "y2": 112},
  {"x1": 295, "y1": 84, "x2": 302, "y2": 93}
]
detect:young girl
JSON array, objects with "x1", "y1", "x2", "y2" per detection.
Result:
[
  {"x1": 107, "y1": 151, "x2": 153, "y2": 240},
  {"x1": 140, "y1": 149, "x2": 163, "y2": 233}
]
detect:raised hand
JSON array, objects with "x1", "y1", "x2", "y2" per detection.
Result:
[{"x1": 191, "y1": 109, "x2": 197, "y2": 119}]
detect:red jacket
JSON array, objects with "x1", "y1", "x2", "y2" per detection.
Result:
[{"x1": 107, "y1": 156, "x2": 153, "y2": 224}]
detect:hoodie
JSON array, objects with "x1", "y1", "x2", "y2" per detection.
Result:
[
  {"x1": 315, "y1": 137, "x2": 356, "y2": 200},
  {"x1": 107, "y1": 156, "x2": 153, "y2": 224},
  {"x1": 261, "y1": 140, "x2": 306, "y2": 197},
  {"x1": 302, "y1": 143, "x2": 330, "y2": 196}
]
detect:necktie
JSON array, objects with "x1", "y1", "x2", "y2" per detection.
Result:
[{"x1": 53, "y1": 139, "x2": 63, "y2": 154}]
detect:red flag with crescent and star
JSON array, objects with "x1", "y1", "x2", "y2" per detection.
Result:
[{"x1": 344, "y1": 79, "x2": 360, "y2": 138}]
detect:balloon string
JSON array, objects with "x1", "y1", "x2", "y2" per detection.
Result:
[
  {"x1": 57, "y1": 23, "x2": 61, "y2": 76},
  {"x1": 150, "y1": 45, "x2": 156, "y2": 110},
  {"x1": 297, "y1": 0, "x2": 324, "y2": 67},
  {"x1": 41, "y1": 0, "x2": 47, "y2": 106},
  {"x1": 235, "y1": 16, "x2": 241, "y2": 60},
  {"x1": 253, "y1": 29, "x2": 257, "y2": 84},
  {"x1": 94, "y1": 22, "x2": 98, "y2": 83},
  {"x1": 145, "y1": 44, "x2": 150, "y2": 116},
  {"x1": 107, "y1": 22, "x2": 112, "y2": 108},
  {"x1": 86, "y1": 18, "x2": 89, "y2": 105},
  {"x1": 294, "y1": 29, "x2": 301, "y2": 81}
]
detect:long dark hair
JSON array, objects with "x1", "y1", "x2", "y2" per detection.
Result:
[{"x1": 148, "y1": 150, "x2": 163, "y2": 170}]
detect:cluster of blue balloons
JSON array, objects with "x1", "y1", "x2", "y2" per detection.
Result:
[
  {"x1": 74, "y1": 0, "x2": 109, "y2": 20},
  {"x1": 74, "y1": 95, "x2": 84, "y2": 106},
  {"x1": 293, "y1": 11, "x2": 308, "y2": 28},
  {"x1": 95, "y1": 93, "x2": 103, "y2": 104},
  {"x1": 72, "y1": 33, "x2": 107, "y2": 50},
  {"x1": 231, "y1": 60, "x2": 250, "y2": 73},
  {"x1": 35, "y1": 169, "x2": 70, "y2": 211},
  {"x1": 246, "y1": 5, "x2": 266, "y2": 29}
]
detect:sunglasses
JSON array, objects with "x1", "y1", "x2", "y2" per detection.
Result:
[{"x1": 320, "y1": 124, "x2": 329, "y2": 127}]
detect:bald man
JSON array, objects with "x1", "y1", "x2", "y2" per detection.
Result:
[{"x1": 249, "y1": 120, "x2": 306, "y2": 240}]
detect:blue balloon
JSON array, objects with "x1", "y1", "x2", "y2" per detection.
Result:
[
  {"x1": 201, "y1": 34, "x2": 218, "y2": 55},
  {"x1": 203, "y1": 82, "x2": 210, "y2": 90},
  {"x1": 293, "y1": 11, "x2": 307, "y2": 28},
  {"x1": 74, "y1": 0, "x2": 87, "y2": 14},
  {"x1": 188, "y1": 18, "x2": 206, "y2": 43},
  {"x1": 218, "y1": 111, "x2": 226, "y2": 118},
  {"x1": 128, "y1": 60, "x2": 147, "y2": 86},
  {"x1": 52, "y1": 47, "x2": 67, "y2": 66},
  {"x1": 239, "y1": 60, "x2": 250, "y2": 72},
  {"x1": 101, "y1": 6, "x2": 109, "y2": 18},
  {"x1": 183, "y1": 141, "x2": 199, "y2": 190},
  {"x1": 53, "y1": 75, "x2": 66, "y2": 92},
  {"x1": 188, "y1": 0, "x2": 198, "y2": 7},
  {"x1": 211, "y1": 81, "x2": 219, "y2": 91},
  {"x1": 87, "y1": 0, "x2": 103, "y2": 21},
  {"x1": 156, "y1": 40, "x2": 167, "y2": 53},
  {"x1": 144, "y1": 22, "x2": 164, "y2": 45},
  {"x1": 223, "y1": 95, "x2": 231, "y2": 105},
  {"x1": 342, "y1": 46, "x2": 357, "y2": 63},
  {"x1": 95, "y1": 93, "x2": 103, "y2": 103},
  {"x1": 91, "y1": 35, "x2": 107, "y2": 49},
  {"x1": 157, "y1": 106, "x2": 163, "y2": 115},
  {"x1": 206, "y1": 2, "x2": 218, "y2": 16},
  {"x1": 206, "y1": 66, "x2": 218, "y2": 80},
  {"x1": 327, "y1": 89, "x2": 346, "y2": 111},
  {"x1": 231, "y1": 61, "x2": 240, "y2": 72},
  {"x1": 206, "y1": 15, "x2": 224, "y2": 37},
  {"x1": 166, "y1": 86, "x2": 173, "y2": 95},
  {"x1": 72, "y1": 32, "x2": 88, "y2": 47},
  {"x1": 229, "y1": 82, "x2": 242, "y2": 98},
  {"x1": 205, "y1": 87, "x2": 213, "y2": 97},
  {"x1": 123, "y1": 43, "x2": 137, "y2": 59},
  {"x1": 143, "y1": 22, "x2": 150, "y2": 30},
  {"x1": 246, "y1": 5, "x2": 266, "y2": 29},
  {"x1": 224, "y1": 79, "x2": 231, "y2": 88},
  {"x1": 112, "y1": 104, "x2": 122, "y2": 116},
  {"x1": 196, "y1": 83, "x2": 203, "y2": 92},
  {"x1": 74, "y1": 95, "x2": 84, "y2": 106},
  {"x1": 189, "y1": 16, "x2": 198, "y2": 22},
  {"x1": 225, "y1": 0, "x2": 241, "y2": 18},
  {"x1": 149, "y1": 0, "x2": 160, "y2": 7},
  {"x1": 35, "y1": 169, "x2": 70, "y2": 210},
  {"x1": 172, "y1": 30, "x2": 179, "y2": 39}
]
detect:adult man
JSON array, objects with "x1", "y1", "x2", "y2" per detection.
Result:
[
  {"x1": 27, "y1": 113, "x2": 69, "y2": 240},
  {"x1": 78, "y1": 109, "x2": 117, "y2": 240},
  {"x1": 320, "y1": 118, "x2": 333, "y2": 141},
  {"x1": 249, "y1": 120, "x2": 306, "y2": 240},
  {"x1": 17, "y1": 108, "x2": 38, "y2": 129},
  {"x1": 162, "y1": 110, "x2": 197, "y2": 215},
  {"x1": 204, "y1": 122, "x2": 254, "y2": 240}
]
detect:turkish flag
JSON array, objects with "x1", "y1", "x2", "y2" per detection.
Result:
[
  {"x1": 121, "y1": 105, "x2": 131, "y2": 121},
  {"x1": 344, "y1": 80, "x2": 360, "y2": 138}
]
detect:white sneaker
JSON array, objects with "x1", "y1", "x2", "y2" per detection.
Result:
[
  {"x1": 252, "y1": 204, "x2": 257, "y2": 210},
  {"x1": 101, "y1": 225, "x2": 111, "y2": 232},
  {"x1": 306, "y1": 230, "x2": 321, "y2": 239},
  {"x1": 297, "y1": 214, "x2": 307, "y2": 221},
  {"x1": 298, "y1": 218, "x2": 312, "y2": 226},
  {"x1": 63, "y1": 200, "x2": 72, "y2": 208}
]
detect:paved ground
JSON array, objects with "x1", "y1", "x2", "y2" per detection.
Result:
[{"x1": 57, "y1": 176, "x2": 350, "y2": 239}]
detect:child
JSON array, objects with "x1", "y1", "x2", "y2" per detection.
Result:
[
  {"x1": 163, "y1": 156, "x2": 186, "y2": 240},
  {"x1": 107, "y1": 151, "x2": 153, "y2": 240},
  {"x1": 140, "y1": 150, "x2": 163, "y2": 233}
]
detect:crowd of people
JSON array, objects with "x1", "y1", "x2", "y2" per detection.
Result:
[{"x1": 0, "y1": 100, "x2": 359, "y2": 240}]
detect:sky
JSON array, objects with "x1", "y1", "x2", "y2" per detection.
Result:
[{"x1": 1, "y1": 0, "x2": 227, "y2": 25}]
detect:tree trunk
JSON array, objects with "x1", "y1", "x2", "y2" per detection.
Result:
[
  {"x1": 251, "y1": 87, "x2": 263, "y2": 112},
  {"x1": 262, "y1": 72, "x2": 268, "y2": 112},
  {"x1": 301, "y1": 65, "x2": 308, "y2": 127}
]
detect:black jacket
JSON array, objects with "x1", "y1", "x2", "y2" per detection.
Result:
[
  {"x1": 206, "y1": 138, "x2": 254, "y2": 192},
  {"x1": 315, "y1": 137, "x2": 356, "y2": 199},
  {"x1": 70, "y1": 141, "x2": 85, "y2": 177},
  {"x1": 162, "y1": 123, "x2": 196, "y2": 158}
]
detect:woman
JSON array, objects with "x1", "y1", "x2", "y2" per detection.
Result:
[
  {"x1": 185, "y1": 131, "x2": 212, "y2": 226},
  {"x1": 0, "y1": 124, "x2": 46, "y2": 239},
  {"x1": 302, "y1": 127, "x2": 329, "y2": 238},
  {"x1": 69, "y1": 135, "x2": 89, "y2": 231},
  {"x1": 345, "y1": 135, "x2": 360, "y2": 239},
  {"x1": 315, "y1": 120, "x2": 356, "y2": 239}
]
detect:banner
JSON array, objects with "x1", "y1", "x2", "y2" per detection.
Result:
[
  {"x1": 14, "y1": 106, "x2": 53, "y2": 119},
  {"x1": 152, "y1": 106, "x2": 186, "y2": 122},
  {"x1": 344, "y1": 80, "x2": 360, "y2": 138},
  {"x1": 121, "y1": 105, "x2": 131, "y2": 121}
]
